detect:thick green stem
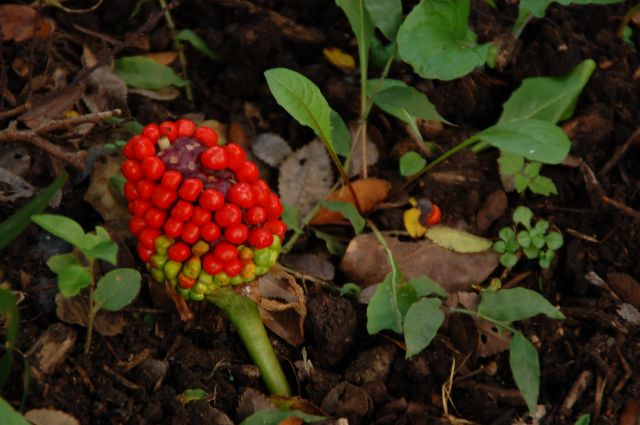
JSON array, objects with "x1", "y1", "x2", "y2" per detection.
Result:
[{"x1": 207, "y1": 288, "x2": 292, "y2": 397}]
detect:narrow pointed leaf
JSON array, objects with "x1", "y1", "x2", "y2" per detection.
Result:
[
  {"x1": 509, "y1": 332, "x2": 540, "y2": 414},
  {"x1": 404, "y1": 298, "x2": 444, "y2": 358},
  {"x1": 479, "y1": 287, "x2": 565, "y2": 322}
]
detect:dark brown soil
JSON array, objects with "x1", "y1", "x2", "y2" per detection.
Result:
[{"x1": 1, "y1": 0, "x2": 639, "y2": 424}]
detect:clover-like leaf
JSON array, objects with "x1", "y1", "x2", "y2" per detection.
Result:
[
  {"x1": 499, "y1": 227, "x2": 516, "y2": 242},
  {"x1": 500, "y1": 252, "x2": 518, "y2": 268},
  {"x1": 493, "y1": 240, "x2": 506, "y2": 253},
  {"x1": 513, "y1": 206, "x2": 533, "y2": 229},
  {"x1": 523, "y1": 246, "x2": 539, "y2": 259},
  {"x1": 517, "y1": 231, "x2": 531, "y2": 248},
  {"x1": 545, "y1": 232, "x2": 563, "y2": 250}
]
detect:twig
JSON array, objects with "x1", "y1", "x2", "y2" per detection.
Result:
[
  {"x1": 560, "y1": 370, "x2": 592, "y2": 413},
  {"x1": 599, "y1": 128, "x2": 640, "y2": 176},
  {"x1": 35, "y1": 109, "x2": 121, "y2": 133},
  {"x1": 157, "y1": 0, "x2": 193, "y2": 104},
  {"x1": 0, "y1": 102, "x2": 31, "y2": 121},
  {"x1": 581, "y1": 160, "x2": 640, "y2": 221}
]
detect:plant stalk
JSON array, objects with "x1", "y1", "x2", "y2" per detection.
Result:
[
  {"x1": 84, "y1": 260, "x2": 96, "y2": 354},
  {"x1": 158, "y1": 0, "x2": 193, "y2": 104},
  {"x1": 207, "y1": 288, "x2": 292, "y2": 397}
]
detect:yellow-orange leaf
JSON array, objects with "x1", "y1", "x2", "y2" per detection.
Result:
[
  {"x1": 310, "y1": 178, "x2": 390, "y2": 225},
  {"x1": 322, "y1": 47, "x2": 356, "y2": 73},
  {"x1": 0, "y1": 5, "x2": 55, "y2": 42},
  {"x1": 142, "y1": 51, "x2": 178, "y2": 66}
]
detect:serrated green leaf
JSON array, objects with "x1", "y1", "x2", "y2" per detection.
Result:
[
  {"x1": 364, "y1": 0, "x2": 402, "y2": 40},
  {"x1": 545, "y1": 232, "x2": 563, "y2": 250},
  {"x1": 0, "y1": 397, "x2": 29, "y2": 425},
  {"x1": 509, "y1": 332, "x2": 540, "y2": 414},
  {"x1": 500, "y1": 59, "x2": 596, "y2": 123},
  {"x1": 514, "y1": 174, "x2": 529, "y2": 193},
  {"x1": 517, "y1": 231, "x2": 531, "y2": 248},
  {"x1": 403, "y1": 298, "x2": 444, "y2": 358},
  {"x1": 500, "y1": 252, "x2": 519, "y2": 268},
  {"x1": 425, "y1": 226, "x2": 492, "y2": 253},
  {"x1": 56, "y1": 264, "x2": 92, "y2": 297},
  {"x1": 476, "y1": 119, "x2": 571, "y2": 164},
  {"x1": 320, "y1": 200, "x2": 365, "y2": 234},
  {"x1": 176, "y1": 388, "x2": 209, "y2": 404},
  {"x1": 513, "y1": 206, "x2": 533, "y2": 229},
  {"x1": 407, "y1": 276, "x2": 448, "y2": 298},
  {"x1": 524, "y1": 161, "x2": 542, "y2": 178},
  {"x1": 264, "y1": 68, "x2": 335, "y2": 156},
  {"x1": 113, "y1": 56, "x2": 189, "y2": 90},
  {"x1": 313, "y1": 229, "x2": 346, "y2": 256},
  {"x1": 529, "y1": 175, "x2": 558, "y2": 196},
  {"x1": 397, "y1": 0, "x2": 489, "y2": 81},
  {"x1": 498, "y1": 151, "x2": 525, "y2": 175},
  {"x1": 330, "y1": 110, "x2": 351, "y2": 156},
  {"x1": 31, "y1": 214, "x2": 86, "y2": 250},
  {"x1": 94, "y1": 269, "x2": 141, "y2": 311},
  {"x1": 239, "y1": 409, "x2": 326, "y2": 425},
  {"x1": 175, "y1": 29, "x2": 220, "y2": 60},
  {"x1": 478, "y1": 287, "x2": 565, "y2": 322},
  {"x1": 399, "y1": 152, "x2": 427, "y2": 176},
  {"x1": 82, "y1": 227, "x2": 118, "y2": 264}
]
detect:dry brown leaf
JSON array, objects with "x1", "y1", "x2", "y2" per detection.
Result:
[
  {"x1": 84, "y1": 156, "x2": 129, "y2": 223},
  {"x1": 244, "y1": 265, "x2": 307, "y2": 346},
  {"x1": 129, "y1": 86, "x2": 180, "y2": 101},
  {"x1": 281, "y1": 253, "x2": 335, "y2": 281},
  {"x1": 19, "y1": 83, "x2": 85, "y2": 128},
  {"x1": 237, "y1": 388, "x2": 274, "y2": 422},
  {"x1": 279, "y1": 140, "x2": 334, "y2": 215},
  {"x1": 310, "y1": 178, "x2": 390, "y2": 225},
  {"x1": 25, "y1": 409, "x2": 79, "y2": 425},
  {"x1": 55, "y1": 293, "x2": 128, "y2": 336},
  {"x1": 142, "y1": 51, "x2": 178, "y2": 66},
  {"x1": 251, "y1": 133, "x2": 292, "y2": 167},
  {"x1": 82, "y1": 45, "x2": 128, "y2": 114},
  {"x1": 607, "y1": 272, "x2": 640, "y2": 307},
  {"x1": 278, "y1": 418, "x2": 304, "y2": 425},
  {"x1": 340, "y1": 232, "x2": 499, "y2": 293},
  {"x1": 0, "y1": 5, "x2": 55, "y2": 42},
  {"x1": 348, "y1": 122, "x2": 379, "y2": 178}
]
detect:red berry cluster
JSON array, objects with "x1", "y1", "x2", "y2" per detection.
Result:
[{"x1": 121, "y1": 119, "x2": 286, "y2": 300}]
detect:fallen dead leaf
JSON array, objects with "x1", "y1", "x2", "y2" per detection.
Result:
[
  {"x1": 28, "y1": 323, "x2": 77, "y2": 380},
  {"x1": 55, "y1": 293, "x2": 128, "y2": 336},
  {"x1": 82, "y1": 45, "x2": 129, "y2": 114},
  {"x1": 476, "y1": 190, "x2": 507, "y2": 232},
  {"x1": 19, "y1": 83, "x2": 85, "y2": 128},
  {"x1": 25, "y1": 409, "x2": 79, "y2": 425},
  {"x1": 129, "y1": 86, "x2": 181, "y2": 101},
  {"x1": 323, "y1": 47, "x2": 356, "y2": 73},
  {"x1": 142, "y1": 51, "x2": 178, "y2": 66},
  {"x1": 251, "y1": 133, "x2": 293, "y2": 167},
  {"x1": 84, "y1": 156, "x2": 129, "y2": 223},
  {"x1": 279, "y1": 140, "x2": 334, "y2": 215},
  {"x1": 607, "y1": 272, "x2": 640, "y2": 307},
  {"x1": 340, "y1": 232, "x2": 499, "y2": 293},
  {"x1": 237, "y1": 388, "x2": 275, "y2": 422},
  {"x1": 281, "y1": 253, "x2": 335, "y2": 281},
  {"x1": 0, "y1": 5, "x2": 55, "y2": 42},
  {"x1": 310, "y1": 178, "x2": 390, "y2": 225}
]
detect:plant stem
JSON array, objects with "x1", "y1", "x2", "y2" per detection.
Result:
[
  {"x1": 282, "y1": 203, "x2": 321, "y2": 254},
  {"x1": 157, "y1": 0, "x2": 193, "y2": 104},
  {"x1": 207, "y1": 288, "x2": 292, "y2": 397},
  {"x1": 450, "y1": 307, "x2": 518, "y2": 334},
  {"x1": 84, "y1": 260, "x2": 96, "y2": 354}
]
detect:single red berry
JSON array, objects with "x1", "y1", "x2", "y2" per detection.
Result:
[
  {"x1": 171, "y1": 200, "x2": 194, "y2": 222},
  {"x1": 168, "y1": 242, "x2": 191, "y2": 262},
  {"x1": 136, "y1": 179, "x2": 156, "y2": 200},
  {"x1": 224, "y1": 223, "x2": 248, "y2": 245},
  {"x1": 137, "y1": 243, "x2": 154, "y2": 262},
  {"x1": 214, "y1": 204, "x2": 242, "y2": 227},
  {"x1": 144, "y1": 207, "x2": 167, "y2": 229},
  {"x1": 203, "y1": 253, "x2": 223, "y2": 275},
  {"x1": 151, "y1": 186, "x2": 178, "y2": 210},
  {"x1": 248, "y1": 227, "x2": 274, "y2": 249},
  {"x1": 245, "y1": 206, "x2": 267, "y2": 225},
  {"x1": 193, "y1": 126, "x2": 218, "y2": 147},
  {"x1": 263, "y1": 193, "x2": 283, "y2": 219},
  {"x1": 426, "y1": 204, "x2": 442, "y2": 226},
  {"x1": 139, "y1": 228, "x2": 162, "y2": 249},
  {"x1": 199, "y1": 189, "x2": 225, "y2": 211},
  {"x1": 181, "y1": 222, "x2": 200, "y2": 244},
  {"x1": 161, "y1": 171, "x2": 182, "y2": 191},
  {"x1": 159, "y1": 121, "x2": 178, "y2": 142},
  {"x1": 228, "y1": 183, "x2": 255, "y2": 209},
  {"x1": 176, "y1": 118, "x2": 196, "y2": 137},
  {"x1": 164, "y1": 217, "x2": 184, "y2": 238},
  {"x1": 264, "y1": 220, "x2": 287, "y2": 240},
  {"x1": 178, "y1": 273, "x2": 197, "y2": 289},
  {"x1": 122, "y1": 159, "x2": 143, "y2": 182},
  {"x1": 142, "y1": 156, "x2": 165, "y2": 180},
  {"x1": 178, "y1": 178, "x2": 203, "y2": 202},
  {"x1": 124, "y1": 181, "x2": 139, "y2": 201},
  {"x1": 235, "y1": 160, "x2": 259, "y2": 183},
  {"x1": 225, "y1": 143, "x2": 246, "y2": 170},
  {"x1": 251, "y1": 187, "x2": 268, "y2": 206},
  {"x1": 224, "y1": 258, "x2": 242, "y2": 277},
  {"x1": 123, "y1": 137, "x2": 138, "y2": 159},
  {"x1": 131, "y1": 199, "x2": 152, "y2": 217},
  {"x1": 191, "y1": 206, "x2": 211, "y2": 226},
  {"x1": 200, "y1": 222, "x2": 221, "y2": 241},
  {"x1": 213, "y1": 242, "x2": 238, "y2": 262},
  {"x1": 201, "y1": 146, "x2": 228, "y2": 170},
  {"x1": 128, "y1": 216, "x2": 147, "y2": 235},
  {"x1": 142, "y1": 123, "x2": 160, "y2": 142},
  {"x1": 133, "y1": 136, "x2": 155, "y2": 160}
]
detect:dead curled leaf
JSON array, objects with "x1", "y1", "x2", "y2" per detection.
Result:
[
  {"x1": 0, "y1": 5, "x2": 55, "y2": 42},
  {"x1": 55, "y1": 293, "x2": 128, "y2": 336},
  {"x1": 340, "y1": 232, "x2": 499, "y2": 293},
  {"x1": 25, "y1": 409, "x2": 80, "y2": 425},
  {"x1": 310, "y1": 178, "x2": 390, "y2": 225},
  {"x1": 84, "y1": 156, "x2": 129, "y2": 223}
]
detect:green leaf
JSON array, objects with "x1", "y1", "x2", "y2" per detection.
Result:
[
  {"x1": 109, "y1": 174, "x2": 126, "y2": 204},
  {"x1": 517, "y1": 231, "x2": 531, "y2": 248},
  {"x1": 313, "y1": 229, "x2": 346, "y2": 256},
  {"x1": 32, "y1": 214, "x2": 86, "y2": 250},
  {"x1": 545, "y1": 232, "x2": 563, "y2": 250},
  {"x1": 264, "y1": 68, "x2": 335, "y2": 155},
  {"x1": 509, "y1": 332, "x2": 540, "y2": 414},
  {"x1": 513, "y1": 206, "x2": 533, "y2": 229},
  {"x1": 0, "y1": 397, "x2": 29, "y2": 425},
  {"x1": 498, "y1": 151, "x2": 525, "y2": 175},
  {"x1": 0, "y1": 289, "x2": 19, "y2": 389},
  {"x1": 239, "y1": 409, "x2": 326, "y2": 425},
  {"x1": 55, "y1": 264, "x2": 92, "y2": 297},
  {"x1": 493, "y1": 240, "x2": 506, "y2": 253},
  {"x1": 113, "y1": 56, "x2": 189, "y2": 90},
  {"x1": 407, "y1": 276, "x2": 448, "y2": 298},
  {"x1": 478, "y1": 287, "x2": 566, "y2": 322},
  {"x1": 534, "y1": 220, "x2": 549, "y2": 234},
  {"x1": 397, "y1": 0, "x2": 490, "y2": 81},
  {"x1": 574, "y1": 414, "x2": 591, "y2": 425},
  {"x1": 330, "y1": 110, "x2": 351, "y2": 156},
  {"x1": 370, "y1": 81, "x2": 449, "y2": 126},
  {"x1": 399, "y1": 152, "x2": 427, "y2": 176},
  {"x1": 340, "y1": 283, "x2": 362, "y2": 297},
  {"x1": 364, "y1": 0, "x2": 402, "y2": 40},
  {"x1": 93, "y1": 268, "x2": 141, "y2": 311},
  {"x1": 425, "y1": 226, "x2": 493, "y2": 253},
  {"x1": 500, "y1": 252, "x2": 519, "y2": 268},
  {"x1": 500, "y1": 60, "x2": 596, "y2": 124},
  {"x1": 175, "y1": 29, "x2": 220, "y2": 60},
  {"x1": 476, "y1": 118, "x2": 571, "y2": 164},
  {"x1": 404, "y1": 298, "x2": 444, "y2": 358},
  {"x1": 281, "y1": 202, "x2": 302, "y2": 234},
  {"x1": 499, "y1": 227, "x2": 516, "y2": 242},
  {"x1": 532, "y1": 235, "x2": 546, "y2": 249},
  {"x1": 514, "y1": 174, "x2": 529, "y2": 193},
  {"x1": 523, "y1": 162, "x2": 542, "y2": 178},
  {"x1": 335, "y1": 0, "x2": 375, "y2": 72},
  {"x1": 176, "y1": 388, "x2": 209, "y2": 404},
  {"x1": 0, "y1": 176, "x2": 66, "y2": 251},
  {"x1": 46, "y1": 254, "x2": 80, "y2": 273},
  {"x1": 523, "y1": 245, "x2": 540, "y2": 259},
  {"x1": 367, "y1": 272, "x2": 404, "y2": 334},
  {"x1": 529, "y1": 175, "x2": 558, "y2": 196},
  {"x1": 82, "y1": 227, "x2": 118, "y2": 264},
  {"x1": 320, "y1": 200, "x2": 365, "y2": 234}
]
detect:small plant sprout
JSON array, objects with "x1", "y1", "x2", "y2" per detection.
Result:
[
  {"x1": 31, "y1": 214, "x2": 141, "y2": 354},
  {"x1": 493, "y1": 206, "x2": 563, "y2": 269}
]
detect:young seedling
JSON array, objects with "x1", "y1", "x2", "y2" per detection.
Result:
[
  {"x1": 31, "y1": 214, "x2": 141, "y2": 354},
  {"x1": 493, "y1": 206, "x2": 564, "y2": 269},
  {"x1": 120, "y1": 119, "x2": 291, "y2": 397}
]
